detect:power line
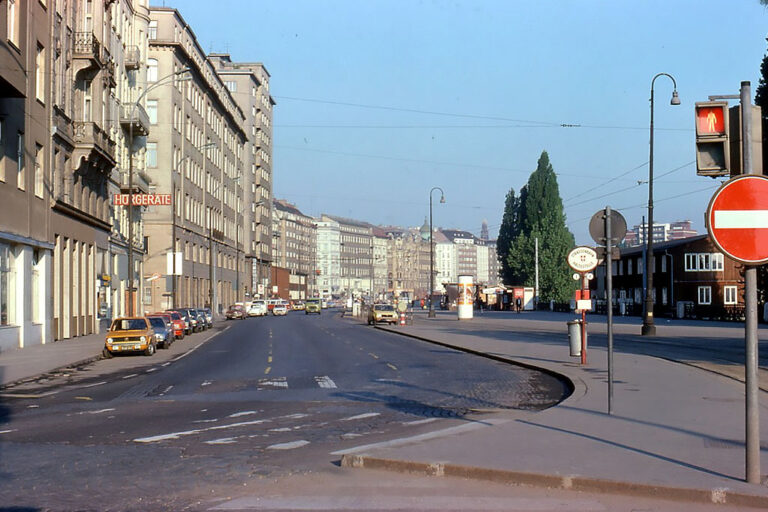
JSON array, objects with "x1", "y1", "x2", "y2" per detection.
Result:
[{"x1": 563, "y1": 160, "x2": 648, "y2": 204}]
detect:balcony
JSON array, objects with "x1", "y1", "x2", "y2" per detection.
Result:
[
  {"x1": 120, "y1": 103, "x2": 150, "y2": 136},
  {"x1": 73, "y1": 32, "x2": 103, "y2": 69},
  {"x1": 73, "y1": 121, "x2": 116, "y2": 168},
  {"x1": 124, "y1": 46, "x2": 140, "y2": 70}
]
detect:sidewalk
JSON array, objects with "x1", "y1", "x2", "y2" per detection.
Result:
[{"x1": 341, "y1": 310, "x2": 768, "y2": 507}]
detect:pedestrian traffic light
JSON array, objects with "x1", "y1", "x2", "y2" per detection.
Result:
[{"x1": 695, "y1": 101, "x2": 730, "y2": 177}]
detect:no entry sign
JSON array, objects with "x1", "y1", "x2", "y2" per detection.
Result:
[{"x1": 706, "y1": 175, "x2": 768, "y2": 264}]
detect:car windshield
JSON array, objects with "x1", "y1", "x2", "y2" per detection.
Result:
[
  {"x1": 374, "y1": 305, "x2": 394, "y2": 311},
  {"x1": 110, "y1": 319, "x2": 147, "y2": 331},
  {"x1": 148, "y1": 317, "x2": 166, "y2": 328}
]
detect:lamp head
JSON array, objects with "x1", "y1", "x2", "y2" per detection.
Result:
[
  {"x1": 440, "y1": 195, "x2": 446, "y2": 204},
  {"x1": 670, "y1": 90, "x2": 681, "y2": 106}
]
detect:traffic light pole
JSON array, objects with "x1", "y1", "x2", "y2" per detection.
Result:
[{"x1": 739, "y1": 81, "x2": 760, "y2": 485}]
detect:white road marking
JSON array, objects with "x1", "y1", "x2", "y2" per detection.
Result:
[
  {"x1": 133, "y1": 418, "x2": 271, "y2": 443},
  {"x1": 331, "y1": 418, "x2": 510, "y2": 455},
  {"x1": 72, "y1": 381, "x2": 107, "y2": 389},
  {"x1": 201, "y1": 380, "x2": 212, "y2": 387},
  {"x1": 228, "y1": 411, "x2": 258, "y2": 418},
  {"x1": 341, "y1": 412, "x2": 380, "y2": 422},
  {"x1": 79, "y1": 408, "x2": 116, "y2": 415},
  {"x1": 402, "y1": 418, "x2": 439, "y2": 426},
  {"x1": 715, "y1": 210, "x2": 768, "y2": 229},
  {"x1": 146, "y1": 368, "x2": 157, "y2": 373},
  {"x1": 160, "y1": 385, "x2": 173, "y2": 395},
  {"x1": 0, "y1": 429, "x2": 18, "y2": 434},
  {"x1": 205, "y1": 437, "x2": 238, "y2": 445},
  {"x1": 258, "y1": 377, "x2": 288, "y2": 388},
  {"x1": 122, "y1": 374, "x2": 138, "y2": 380},
  {"x1": 341, "y1": 433, "x2": 363, "y2": 440},
  {"x1": 192, "y1": 418, "x2": 219, "y2": 424},
  {"x1": 279, "y1": 413, "x2": 309, "y2": 420},
  {"x1": 266, "y1": 440, "x2": 310, "y2": 450},
  {"x1": 314, "y1": 376, "x2": 337, "y2": 389},
  {"x1": 268, "y1": 427, "x2": 292, "y2": 432},
  {"x1": 161, "y1": 362, "x2": 171, "y2": 367}
]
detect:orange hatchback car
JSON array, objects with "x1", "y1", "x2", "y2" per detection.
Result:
[{"x1": 103, "y1": 317, "x2": 156, "y2": 357}]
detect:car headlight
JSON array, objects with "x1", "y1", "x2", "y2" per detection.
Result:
[
  {"x1": 155, "y1": 333, "x2": 164, "y2": 341},
  {"x1": 140, "y1": 336, "x2": 146, "y2": 342},
  {"x1": 106, "y1": 338, "x2": 113, "y2": 344}
]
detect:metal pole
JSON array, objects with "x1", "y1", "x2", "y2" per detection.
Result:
[
  {"x1": 740, "y1": 81, "x2": 760, "y2": 485},
  {"x1": 428, "y1": 192, "x2": 435, "y2": 318},
  {"x1": 642, "y1": 80, "x2": 656, "y2": 336},
  {"x1": 535, "y1": 237, "x2": 539, "y2": 308},
  {"x1": 580, "y1": 274, "x2": 587, "y2": 366},
  {"x1": 127, "y1": 115, "x2": 134, "y2": 316},
  {"x1": 606, "y1": 206, "x2": 614, "y2": 415},
  {"x1": 172, "y1": 178, "x2": 176, "y2": 309}
]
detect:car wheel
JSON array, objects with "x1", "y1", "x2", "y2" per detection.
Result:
[
  {"x1": 144, "y1": 343, "x2": 156, "y2": 356},
  {"x1": 102, "y1": 348, "x2": 113, "y2": 359}
]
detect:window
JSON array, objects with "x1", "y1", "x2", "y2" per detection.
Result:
[
  {"x1": 661, "y1": 256, "x2": 667, "y2": 273},
  {"x1": 698, "y1": 286, "x2": 712, "y2": 305},
  {"x1": 0, "y1": 243, "x2": 14, "y2": 326},
  {"x1": 145, "y1": 142, "x2": 157, "y2": 168},
  {"x1": 0, "y1": 119, "x2": 4, "y2": 182},
  {"x1": 698, "y1": 253, "x2": 711, "y2": 271},
  {"x1": 147, "y1": 59, "x2": 158, "y2": 82},
  {"x1": 224, "y1": 81, "x2": 237, "y2": 92},
  {"x1": 36, "y1": 45, "x2": 45, "y2": 102},
  {"x1": 17, "y1": 132, "x2": 24, "y2": 190},
  {"x1": 724, "y1": 286, "x2": 738, "y2": 305},
  {"x1": 685, "y1": 253, "x2": 698, "y2": 271},
  {"x1": 148, "y1": 20, "x2": 157, "y2": 39},
  {"x1": 7, "y1": 0, "x2": 19, "y2": 48},
  {"x1": 31, "y1": 249, "x2": 41, "y2": 323},
  {"x1": 627, "y1": 258, "x2": 633, "y2": 275},
  {"x1": 83, "y1": 80, "x2": 92, "y2": 122},
  {"x1": 712, "y1": 253, "x2": 724, "y2": 271},
  {"x1": 34, "y1": 144, "x2": 44, "y2": 198},
  {"x1": 146, "y1": 100, "x2": 158, "y2": 124}
]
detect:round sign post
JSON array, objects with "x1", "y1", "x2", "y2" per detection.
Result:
[
  {"x1": 567, "y1": 247, "x2": 598, "y2": 366},
  {"x1": 706, "y1": 174, "x2": 768, "y2": 264}
]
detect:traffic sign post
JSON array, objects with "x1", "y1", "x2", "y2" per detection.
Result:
[{"x1": 567, "y1": 247, "x2": 597, "y2": 366}]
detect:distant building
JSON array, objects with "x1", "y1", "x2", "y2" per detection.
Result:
[
  {"x1": 272, "y1": 199, "x2": 316, "y2": 300},
  {"x1": 623, "y1": 220, "x2": 698, "y2": 247}
]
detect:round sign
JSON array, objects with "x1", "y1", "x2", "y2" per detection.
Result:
[
  {"x1": 706, "y1": 175, "x2": 768, "y2": 264},
  {"x1": 589, "y1": 209, "x2": 627, "y2": 246},
  {"x1": 567, "y1": 246, "x2": 599, "y2": 273}
]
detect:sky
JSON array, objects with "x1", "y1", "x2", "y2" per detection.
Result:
[{"x1": 161, "y1": 0, "x2": 768, "y2": 245}]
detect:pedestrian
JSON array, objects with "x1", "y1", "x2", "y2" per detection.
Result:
[{"x1": 515, "y1": 296, "x2": 522, "y2": 313}]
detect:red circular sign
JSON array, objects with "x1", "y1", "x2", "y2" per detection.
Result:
[{"x1": 706, "y1": 175, "x2": 768, "y2": 264}]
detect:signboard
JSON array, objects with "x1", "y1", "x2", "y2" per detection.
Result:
[
  {"x1": 113, "y1": 193, "x2": 172, "y2": 206},
  {"x1": 567, "y1": 246, "x2": 599, "y2": 273},
  {"x1": 589, "y1": 209, "x2": 627, "y2": 246},
  {"x1": 706, "y1": 174, "x2": 768, "y2": 264}
]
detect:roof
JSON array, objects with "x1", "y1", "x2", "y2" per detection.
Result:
[
  {"x1": 273, "y1": 199, "x2": 307, "y2": 217},
  {"x1": 322, "y1": 214, "x2": 371, "y2": 229},
  {"x1": 619, "y1": 234, "x2": 709, "y2": 256},
  {"x1": 440, "y1": 229, "x2": 479, "y2": 243}
]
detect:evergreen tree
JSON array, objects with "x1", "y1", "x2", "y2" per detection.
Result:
[
  {"x1": 499, "y1": 151, "x2": 575, "y2": 302},
  {"x1": 755, "y1": 37, "x2": 768, "y2": 304},
  {"x1": 496, "y1": 188, "x2": 519, "y2": 283}
]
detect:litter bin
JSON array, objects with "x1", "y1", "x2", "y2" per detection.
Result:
[{"x1": 567, "y1": 319, "x2": 587, "y2": 357}]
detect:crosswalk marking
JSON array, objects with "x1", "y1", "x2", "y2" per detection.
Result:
[{"x1": 314, "y1": 376, "x2": 337, "y2": 389}]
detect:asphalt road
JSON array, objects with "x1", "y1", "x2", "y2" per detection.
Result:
[{"x1": 0, "y1": 310, "x2": 569, "y2": 511}]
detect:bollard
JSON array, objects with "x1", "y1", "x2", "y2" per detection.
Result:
[
  {"x1": 567, "y1": 320, "x2": 587, "y2": 357},
  {"x1": 400, "y1": 312, "x2": 406, "y2": 326}
]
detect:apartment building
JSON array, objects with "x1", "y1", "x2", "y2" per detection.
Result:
[
  {"x1": 142, "y1": 7, "x2": 247, "y2": 314},
  {"x1": 385, "y1": 226, "x2": 429, "y2": 299},
  {"x1": 208, "y1": 53, "x2": 274, "y2": 299},
  {"x1": 321, "y1": 214, "x2": 373, "y2": 298},
  {"x1": 272, "y1": 199, "x2": 316, "y2": 299},
  {"x1": 0, "y1": 0, "x2": 54, "y2": 350},
  {"x1": 315, "y1": 217, "x2": 341, "y2": 299},
  {"x1": 372, "y1": 228, "x2": 388, "y2": 299}
]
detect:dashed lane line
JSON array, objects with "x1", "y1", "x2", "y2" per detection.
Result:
[{"x1": 387, "y1": 363, "x2": 398, "y2": 371}]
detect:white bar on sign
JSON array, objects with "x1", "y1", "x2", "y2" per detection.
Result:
[{"x1": 714, "y1": 210, "x2": 768, "y2": 229}]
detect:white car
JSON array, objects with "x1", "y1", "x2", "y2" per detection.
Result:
[
  {"x1": 272, "y1": 304, "x2": 287, "y2": 316},
  {"x1": 248, "y1": 300, "x2": 268, "y2": 317}
]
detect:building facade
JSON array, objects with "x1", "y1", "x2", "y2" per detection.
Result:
[
  {"x1": 142, "y1": 7, "x2": 247, "y2": 314},
  {"x1": 272, "y1": 199, "x2": 316, "y2": 300},
  {"x1": 321, "y1": 214, "x2": 373, "y2": 298},
  {"x1": 315, "y1": 217, "x2": 340, "y2": 299}
]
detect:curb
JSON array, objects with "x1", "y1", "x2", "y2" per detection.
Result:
[
  {"x1": 0, "y1": 353, "x2": 103, "y2": 391},
  {"x1": 340, "y1": 454, "x2": 768, "y2": 508}
]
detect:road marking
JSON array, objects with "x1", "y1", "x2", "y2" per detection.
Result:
[
  {"x1": 122, "y1": 373, "x2": 138, "y2": 380},
  {"x1": 73, "y1": 381, "x2": 107, "y2": 389},
  {"x1": 714, "y1": 210, "x2": 768, "y2": 228},
  {"x1": 387, "y1": 363, "x2": 398, "y2": 371},
  {"x1": 267, "y1": 356, "x2": 273, "y2": 363},
  {"x1": 264, "y1": 366, "x2": 271, "y2": 375},
  {"x1": 331, "y1": 418, "x2": 510, "y2": 455},
  {"x1": 146, "y1": 368, "x2": 157, "y2": 373},
  {"x1": 403, "y1": 418, "x2": 438, "y2": 426},
  {"x1": 78, "y1": 408, "x2": 116, "y2": 415},
  {"x1": 133, "y1": 418, "x2": 271, "y2": 443},
  {"x1": 368, "y1": 352, "x2": 379, "y2": 359},
  {"x1": 160, "y1": 385, "x2": 173, "y2": 395},
  {"x1": 341, "y1": 412, "x2": 380, "y2": 422},
  {"x1": 228, "y1": 411, "x2": 258, "y2": 418},
  {"x1": 314, "y1": 376, "x2": 337, "y2": 389},
  {"x1": 161, "y1": 362, "x2": 171, "y2": 367},
  {"x1": 0, "y1": 429, "x2": 17, "y2": 434},
  {"x1": 201, "y1": 381, "x2": 212, "y2": 387},
  {"x1": 192, "y1": 418, "x2": 219, "y2": 424},
  {"x1": 0, "y1": 391, "x2": 58, "y2": 399},
  {"x1": 74, "y1": 396, "x2": 92, "y2": 401},
  {"x1": 266, "y1": 440, "x2": 310, "y2": 450},
  {"x1": 205, "y1": 437, "x2": 238, "y2": 445},
  {"x1": 258, "y1": 377, "x2": 287, "y2": 388}
]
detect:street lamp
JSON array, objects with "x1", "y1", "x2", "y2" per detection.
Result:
[
  {"x1": 428, "y1": 187, "x2": 445, "y2": 318},
  {"x1": 126, "y1": 67, "x2": 190, "y2": 316},
  {"x1": 642, "y1": 72, "x2": 680, "y2": 336}
]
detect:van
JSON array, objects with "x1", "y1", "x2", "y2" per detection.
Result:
[{"x1": 305, "y1": 298, "x2": 321, "y2": 315}]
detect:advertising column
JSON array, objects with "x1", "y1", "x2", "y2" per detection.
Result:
[{"x1": 457, "y1": 274, "x2": 474, "y2": 320}]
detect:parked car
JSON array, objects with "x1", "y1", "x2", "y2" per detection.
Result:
[
  {"x1": 103, "y1": 317, "x2": 156, "y2": 357},
  {"x1": 195, "y1": 309, "x2": 210, "y2": 330},
  {"x1": 305, "y1": 298, "x2": 322, "y2": 315},
  {"x1": 172, "y1": 309, "x2": 194, "y2": 335},
  {"x1": 164, "y1": 310, "x2": 186, "y2": 340},
  {"x1": 272, "y1": 303, "x2": 288, "y2": 316},
  {"x1": 368, "y1": 304, "x2": 398, "y2": 325},
  {"x1": 248, "y1": 300, "x2": 267, "y2": 317},
  {"x1": 292, "y1": 301, "x2": 305, "y2": 311},
  {"x1": 203, "y1": 307, "x2": 213, "y2": 326},
  {"x1": 181, "y1": 308, "x2": 201, "y2": 332},
  {"x1": 226, "y1": 304, "x2": 246, "y2": 320},
  {"x1": 146, "y1": 314, "x2": 175, "y2": 349}
]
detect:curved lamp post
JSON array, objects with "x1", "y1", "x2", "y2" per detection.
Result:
[
  {"x1": 642, "y1": 73, "x2": 680, "y2": 336},
  {"x1": 126, "y1": 68, "x2": 190, "y2": 316},
  {"x1": 428, "y1": 187, "x2": 445, "y2": 318}
]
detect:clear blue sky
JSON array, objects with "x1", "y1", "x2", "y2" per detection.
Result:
[{"x1": 161, "y1": 0, "x2": 768, "y2": 244}]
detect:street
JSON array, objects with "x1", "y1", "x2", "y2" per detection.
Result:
[{"x1": 0, "y1": 310, "x2": 568, "y2": 510}]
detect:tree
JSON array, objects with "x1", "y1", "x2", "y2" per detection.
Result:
[
  {"x1": 497, "y1": 151, "x2": 575, "y2": 302},
  {"x1": 755, "y1": 37, "x2": 768, "y2": 304}
]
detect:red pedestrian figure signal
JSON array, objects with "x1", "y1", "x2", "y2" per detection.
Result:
[{"x1": 696, "y1": 104, "x2": 727, "y2": 136}]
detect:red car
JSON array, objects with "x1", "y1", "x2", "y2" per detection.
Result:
[{"x1": 157, "y1": 311, "x2": 185, "y2": 340}]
